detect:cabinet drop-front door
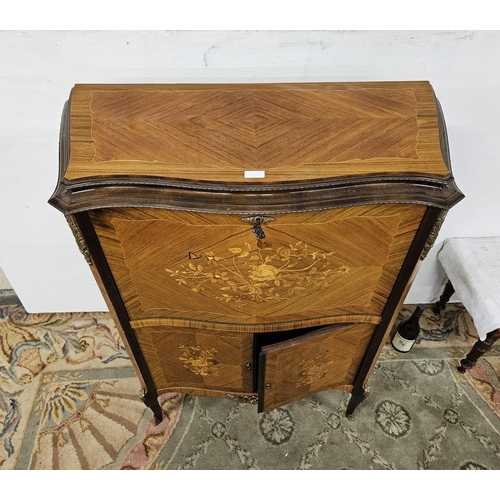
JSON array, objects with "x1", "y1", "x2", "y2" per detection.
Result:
[
  {"x1": 90, "y1": 204, "x2": 426, "y2": 326},
  {"x1": 257, "y1": 323, "x2": 377, "y2": 411}
]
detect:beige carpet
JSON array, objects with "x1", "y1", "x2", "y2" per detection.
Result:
[{"x1": 1, "y1": 303, "x2": 499, "y2": 469}]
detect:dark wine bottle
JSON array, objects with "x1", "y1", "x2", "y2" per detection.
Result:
[{"x1": 392, "y1": 304, "x2": 425, "y2": 353}]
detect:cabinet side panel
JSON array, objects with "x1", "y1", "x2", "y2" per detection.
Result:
[{"x1": 71, "y1": 212, "x2": 160, "y2": 401}]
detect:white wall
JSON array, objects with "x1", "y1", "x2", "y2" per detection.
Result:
[{"x1": 1, "y1": 30, "x2": 499, "y2": 313}]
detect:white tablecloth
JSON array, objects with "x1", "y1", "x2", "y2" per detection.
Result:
[{"x1": 437, "y1": 237, "x2": 500, "y2": 341}]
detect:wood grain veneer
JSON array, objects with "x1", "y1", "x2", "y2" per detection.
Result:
[
  {"x1": 89, "y1": 204, "x2": 426, "y2": 329},
  {"x1": 65, "y1": 82, "x2": 449, "y2": 184},
  {"x1": 135, "y1": 325, "x2": 254, "y2": 394},
  {"x1": 259, "y1": 323, "x2": 376, "y2": 411}
]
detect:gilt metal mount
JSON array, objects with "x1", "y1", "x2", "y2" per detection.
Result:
[
  {"x1": 225, "y1": 393, "x2": 258, "y2": 404},
  {"x1": 65, "y1": 215, "x2": 92, "y2": 265},
  {"x1": 420, "y1": 211, "x2": 447, "y2": 260},
  {"x1": 240, "y1": 216, "x2": 276, "y2": 225}
]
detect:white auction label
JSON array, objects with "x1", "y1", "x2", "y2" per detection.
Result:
[{"x1": 244, "y1": 170, "x2": 266, "y2": 178}]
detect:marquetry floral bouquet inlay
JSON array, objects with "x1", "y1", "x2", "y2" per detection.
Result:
[
  {"x1": 178, "y1": 344, "x2": 219, "y2": 377},
  {"x1": 166, "y1": 240, "x2": 349, "y2": 307},
  {"x1": 296, "y1": 354, "x2": 330, "y2": 387}
]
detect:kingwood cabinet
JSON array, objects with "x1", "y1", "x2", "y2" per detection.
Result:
[{"x1": 49, "y1": 82, "x2": 463, "y2": 423}]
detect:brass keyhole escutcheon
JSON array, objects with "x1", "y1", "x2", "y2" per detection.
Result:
[
  {"x1": 253, "y1": 217, "x2": 265, "y2": 239},
  {"x1": 241, "y1": 216, "x2": 275, "y2": 240}
]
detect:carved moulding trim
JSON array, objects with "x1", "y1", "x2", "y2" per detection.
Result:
[
  {"x1": 48, "y1": 174, "x2": 464, "y2": 216},
  {"x1": 420, "y1": 210, "x2": 447, "y2": 260},
  {"x1": 225, "y1": 393, "x2": 258, "y2": 404},
  {"x1": 65, "y1": 214, "x2": 93, "y2": 265}
]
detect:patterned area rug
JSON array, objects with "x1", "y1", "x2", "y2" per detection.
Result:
[{"x1": 1, "y1": 303, "x2": 499, "y2": 470}]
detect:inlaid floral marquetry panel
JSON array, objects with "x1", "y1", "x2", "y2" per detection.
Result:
[
  {"x1": 296, "y1": 354, "x2": 330, "y2": 388},
  {"x1": 90, "y1": 203, "x2": 426, "y2": 326},
  {"x1": 178, "y1": 344, "x2": 219, "y2": 377},
  {"x1": 259, "y1": 323, "x2": 377, "y2": 411},
  {"x1": 134, "y1": 325, "x2": 254, "y2": 394},
  {"x1": 166, "y1": 240, "x2": 339, "y2": 307}
]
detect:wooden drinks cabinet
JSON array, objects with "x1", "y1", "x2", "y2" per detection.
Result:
[{"x1": 49, "y1": 82, "x2": 464, "y2": 424}]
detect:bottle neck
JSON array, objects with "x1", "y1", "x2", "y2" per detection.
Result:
[{"x1": 411, "y1": 304, "x2": 425, "y2": 321}]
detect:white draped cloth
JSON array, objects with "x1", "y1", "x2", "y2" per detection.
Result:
[{"x1": 437, "y1": 237, "x2": 500, "y2": 341}]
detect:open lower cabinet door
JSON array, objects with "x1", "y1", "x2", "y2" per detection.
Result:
[{"x1": 257, "y1": 323, "x2": 377, "y2": 412}]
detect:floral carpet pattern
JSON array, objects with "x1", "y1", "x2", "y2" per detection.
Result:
[
  {"x1": 0, "y1": 306, "x2": 183, "y2": 469},
  {"x1": 1, "y1": 302, "x2": 499, "y2": 469}
]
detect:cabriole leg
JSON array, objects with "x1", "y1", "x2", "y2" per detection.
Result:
[
  {"x1": 346, "y1": 387, "x2": 369, "y2": 420},
  {"x1": 140, "y1": 389, "x2": 163, "y2": 425}
]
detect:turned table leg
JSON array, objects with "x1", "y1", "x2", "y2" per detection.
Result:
[
  {"x1": 458, "y1": 328, "x2": 500, "y2": 374},
  {"x1": 432, "y1": 280, "x2": 455, "y2": 314}
]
